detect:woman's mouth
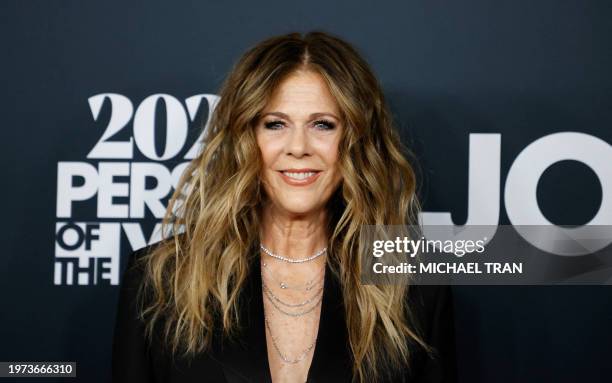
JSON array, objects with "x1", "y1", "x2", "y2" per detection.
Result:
[{"x1": 278, "y1": 169, "x2": 322, "y2": 186}]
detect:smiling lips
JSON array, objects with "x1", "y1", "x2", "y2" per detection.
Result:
[{"x1": 278, "y1": 168, "x2": 322, "y2": 186}]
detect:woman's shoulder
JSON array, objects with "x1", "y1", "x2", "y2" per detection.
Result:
[
  {"x1": 115, "y1": 235, "x2": 180, "y2": 330},
  {"x1": 407, "y1": 284, "x2": 454, "y2": 321},
  {"x1": 122, "y1": 234, "x2": 182, "y2": 278},
  {"x1": 404, "y1": 284, "x2": 457, "y2": 383},
  {"x1": 112, "y1": 239, "x2": 170, "y2": 382},
  {"x1": 405, "y1": 283, "x2": 454, "y2": 344}
]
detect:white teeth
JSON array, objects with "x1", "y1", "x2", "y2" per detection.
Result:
[{"x1": 282, "y1": 171, "x2": 316, "y2": 180}]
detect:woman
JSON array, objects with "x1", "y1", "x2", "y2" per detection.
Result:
[{"x1": 112, "y1": 31, "x2": 456, "y2": 383}]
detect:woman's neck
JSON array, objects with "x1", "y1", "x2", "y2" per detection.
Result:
[{"x1": 259, "y1": 202, "x2": 329, "y2": 260}]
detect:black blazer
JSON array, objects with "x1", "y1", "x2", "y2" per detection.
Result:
[{"x1": 112, "y1": 242, "x2": 457, "y2": 383}]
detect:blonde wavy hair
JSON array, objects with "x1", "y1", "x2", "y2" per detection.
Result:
[{"x1": 135, "y1": 30, "x2": 430, "y2": 383}]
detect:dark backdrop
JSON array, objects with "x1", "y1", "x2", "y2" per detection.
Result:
[{"x1": 1, "y1": 1, "x2": 611, "y2": 382}]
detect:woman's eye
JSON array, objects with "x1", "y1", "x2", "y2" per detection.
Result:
[
  {"x1": 313, "y1": 120, "x2": 336, "y2": 130},
  {"x1": 264, "y1": 120, "x2": 285, "y2": 130}
]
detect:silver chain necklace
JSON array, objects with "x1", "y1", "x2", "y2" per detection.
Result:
[
  {"x1": 260, "y1": 243, "x2": 327, "y2": 264},
  {"x1": 262, "y1": 260, "x2": 324, "y2": 291},
  {"x1": 262, "y1": 281, "x2": 324, "y2": 308},
  {"x1": 262, "y1": 282, "x2": 323, "y2": 317},
  {"x1": 264, "y1": 313, "x2": 317, "y2": 364},
  {"x1": 259, "y1": 245, "x2": 324, "y2": 366}
]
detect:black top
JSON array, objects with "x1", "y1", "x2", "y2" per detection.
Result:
[{"x1": 112, "y1": 242, "x2": 457, "y2": 383}]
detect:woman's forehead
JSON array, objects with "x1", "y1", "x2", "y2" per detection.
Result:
[{"x1": 263, "y1": 70, "x2": 340, "y2": 118}]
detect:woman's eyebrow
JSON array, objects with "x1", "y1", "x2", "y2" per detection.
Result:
[{"x1": 262, "y1": 111, "x2": 340, "y2": 120}]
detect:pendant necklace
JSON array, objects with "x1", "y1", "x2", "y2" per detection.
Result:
[
  {"x1": 262, "y1": 280, "x2": 324, "y2": 307},
  {"x1": 261, "y1": 260, "x2": 324, "y2": 291},
  {"x1": 262, "y1": 282, "x2": 323, "y2": 317}
]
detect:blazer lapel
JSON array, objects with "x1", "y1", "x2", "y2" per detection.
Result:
[
  {"x1": 306, "y1": 261, "x2": 354, "y2": 382},
  {"x1": 214, "y1": 253, "x2": 353, "y2": 382},
  {"x1": 213, "y1": 253, "x2": 272, "y2": 382}
]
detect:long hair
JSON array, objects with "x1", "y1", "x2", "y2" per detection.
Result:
[{"x1": 135, "y1": 30, "x2": 430, "y2": 383}]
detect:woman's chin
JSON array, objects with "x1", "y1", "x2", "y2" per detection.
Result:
[{"x1": 275, "y1": 201, "x2": 321, "y2": 217}]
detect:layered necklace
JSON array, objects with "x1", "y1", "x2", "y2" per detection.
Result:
[{"x1": 260, "y1": 243, "x2": 326, "y2": 365}]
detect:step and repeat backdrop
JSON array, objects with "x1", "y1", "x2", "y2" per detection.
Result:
[{"x1": 2, "y1": 1, "x2": 611, "y2": 382}]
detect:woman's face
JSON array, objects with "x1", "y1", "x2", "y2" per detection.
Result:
[{"x1": 255, "y1": 70, "x2": 343, "y2": 216}]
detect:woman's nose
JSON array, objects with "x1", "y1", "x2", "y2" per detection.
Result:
[{"x1": 285, "y1": 126, "x2": 310, "y2": 157}]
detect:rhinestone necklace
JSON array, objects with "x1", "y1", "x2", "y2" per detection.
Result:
[{"x1": 260, "y1": 244, "x2": 327, "y2": 264}]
